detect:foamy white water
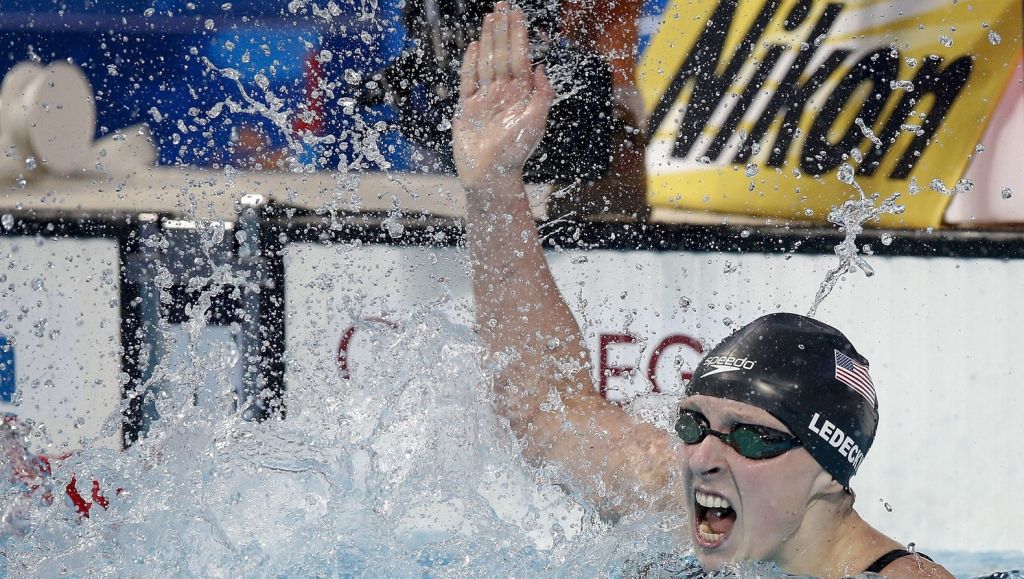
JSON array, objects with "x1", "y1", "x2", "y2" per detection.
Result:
[{"x1": 0, "y1": 313, "x2": 695, "y2": 577}]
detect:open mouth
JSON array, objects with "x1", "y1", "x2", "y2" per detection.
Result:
[{"x1": 693, "y1": 490, "x2": 736, "y2": 549}]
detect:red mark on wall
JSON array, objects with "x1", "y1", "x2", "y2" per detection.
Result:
[
  {"x1": 65, "y1": 474, "x2": 111, "y2": 518},
  {"x1": 337, "y1": 327, "x2": 358, "y2": 380},
  {"x1": 293, "y1": 53, "x2": 324, "y2": 135},
  {"x1": 337, "y1": 318, "x2": 401, "y2": 380}
]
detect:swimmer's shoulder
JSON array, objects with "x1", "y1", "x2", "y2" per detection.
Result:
[{"x1": 875, "y1": 554, "x2": 954, "y2": 579}]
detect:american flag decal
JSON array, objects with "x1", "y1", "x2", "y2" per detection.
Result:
[{"x1": 834, "y1": 350, "x2": 877, "y2": 407}]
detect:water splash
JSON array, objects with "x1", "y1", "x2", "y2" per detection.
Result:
[
  {"x1": 1, "y1": 415, "x2": 57, "y2": 538},
  {"x1": 808, "y1": 163, "x2": 905, "y2": 317},
  {"x1": 0, "y1": 310, "x2": 703, "y2": 577}
]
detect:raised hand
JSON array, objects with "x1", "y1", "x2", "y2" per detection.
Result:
[{"x1": 452, "y1": 2, "x2": 555, "y2": 193}]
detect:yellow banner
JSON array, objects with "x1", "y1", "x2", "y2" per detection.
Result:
[{"x1": 639, "y1": 0, "x2": 1023, "y2": 228}]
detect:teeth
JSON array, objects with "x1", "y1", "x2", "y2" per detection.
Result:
[
  {"x1": 697, "y1": 521, "x2": 725, "y2": 543},
  {"x1": 695, "y1": 490, "x2": 732, "y2": 510}
]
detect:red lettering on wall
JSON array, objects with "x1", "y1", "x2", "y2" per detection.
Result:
[
  {"x1": 337, "y1": 326, "x2": 357, "y2": 380},
  {"x1": 337, "y1": 318, "x2": 400, "y2": 380},
  {"x1": 341, "y1": 325, "x2": 703, "y2": 397},
  {"x1": 647, "y1": 334, "x2": 704, "y2": 393},
  {"x1": 599, "y1": 333, "x2": 637, "y2": 398}
]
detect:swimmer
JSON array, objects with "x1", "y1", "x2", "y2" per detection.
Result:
[{"x1": 453, "y1": 3, "x2": 953, "y2": 577}]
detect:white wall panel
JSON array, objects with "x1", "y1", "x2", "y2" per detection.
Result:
[
  {"x1": 284, "y1": 243, "x2": 1023, "y2": 552},
  {"x1": 0, "y1": 237, "x2": 122, "y2": 451}
]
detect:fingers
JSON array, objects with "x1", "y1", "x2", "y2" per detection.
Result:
[
  {"x1": 459, "y1": 41, "x2": 479, "y2": 99},
  {"x1": 509, "y1": 11, "x2": 529, "y2": 79},
  {"x1": 492, "y1": 8, "x2": 510, "y2": 81},
  {"x1": 480, "y1": 3, "x2": 529, "y2": 87},
  {"x1": 477, "y1": 14, "x2": 495, "y2": 87}
]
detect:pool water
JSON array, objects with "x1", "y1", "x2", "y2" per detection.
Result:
[{"x1": 1, "y1": 314, "x2": 1020, "y2": 577}]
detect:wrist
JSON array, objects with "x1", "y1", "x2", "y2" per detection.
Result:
[
  {"x1": 463, "y1": 171, "x2": 528, "y2": 214},
  {"x1": 462, "y1": 169, "x2": 525, "y2": 195}
]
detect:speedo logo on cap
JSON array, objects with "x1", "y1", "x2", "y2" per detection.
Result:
[{"x1": 700, "y1": 355, "x2": 757, "y2": 377}]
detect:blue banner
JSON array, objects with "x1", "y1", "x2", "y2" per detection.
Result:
[{"x1": 0, "y1": 336, "x2": 14, "y2": 403}]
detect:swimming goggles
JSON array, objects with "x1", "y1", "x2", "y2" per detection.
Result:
[{"x1": 675, "y1": 409, "x2": 802, "y2": 460}]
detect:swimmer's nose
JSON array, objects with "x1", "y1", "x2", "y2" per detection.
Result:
[{"x1": 685, "y1": 433, "x2": 729, "y2": 476}]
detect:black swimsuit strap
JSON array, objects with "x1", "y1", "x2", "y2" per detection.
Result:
[{"x1": 864, "y1": 549, "x2": 933, "y2": 574}]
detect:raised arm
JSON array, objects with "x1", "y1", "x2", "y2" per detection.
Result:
[{"x1": 453, "y1": 2, "x2": 681, "y2": 518}]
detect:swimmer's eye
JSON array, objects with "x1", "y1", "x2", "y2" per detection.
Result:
[{"x1": 675, "y1": 410, "x2": 802, "y2": 460}]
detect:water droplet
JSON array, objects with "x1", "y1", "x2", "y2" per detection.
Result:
[
  {"x1": 204, "y1": 19, "x2": 215, "y2": 30},
  {"x1": 224, "y1": 164, "x2": 237, "y2": 187},
  {"x1": 989, "y1": 31, "x2": 1001, "y2": 45},
  {"x1": 210, "y1": 223, "x2": 226, "y2": 245},
  {"x1": 744, "y1": 163, "x2": 759, "y2": 177},
  {"x1": 739, "y1": 229, "x2": 751, "y2": 238},
  {"x1": 678, "y1": 296, "x2": 691, "y2": 309},
  {"x1": 837, "y1": 163, "x2": 855, "y2": 184},
  {"x1": 384, "y1": 221, "x2": 405, "y2": 238},
  {"x1": 929, "y1": 179, "x2": 950, "y2": 195},
  {"x1": 723, "y1": 317, "x2": 733, "y2": 327},
  {"x1": 32, "y1": 318, "x2": 47, "y2": 338},
  {"x1": 939, "y1": 35, "x2": 953, "y2": 47},
  {"x1": 900, "y1": 124, "x2": 925, "y2": 136},
  {"x1": 221, "y1": 2, "x2": 233, "y2": 9},
  {"x1": 344, "y1": 69, "x2": 362, "y2": 85},
  {"x1": 254, "y1": 73, "x2": 270, "y2": 90},
  {"x1": 803, "y1": 208, "x2": 814, "y2": 217},
  {"x1": 1002, "y1": 187, "x2": 1013, "y2": 199},
  {"x1": 143, "y1": 7, "x2": 155, "y2": 16},
  {"x1": 888, "y1": 79, "x2": 914, "y2": 92},
  {"x1": 881, "y1": 233, "x2": 893, "y2": 246},
  {"x1": 1, "y1": 214, "x2": 14, "y2": 230},
  {"x1": 24, "y1": 157, "x2": 36, "y2": 171},
  {"x1": 953, "y1": 179, "x2": 974, "y2": 195}
]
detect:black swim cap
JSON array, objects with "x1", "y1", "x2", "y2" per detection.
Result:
[{"x1": 685, "y1": 313, "x2": 878, "y2": 488}]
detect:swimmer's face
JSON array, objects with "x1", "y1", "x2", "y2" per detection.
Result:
[{"x1": 678, "y1": 395, "x2": 837, "y2": 571}]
